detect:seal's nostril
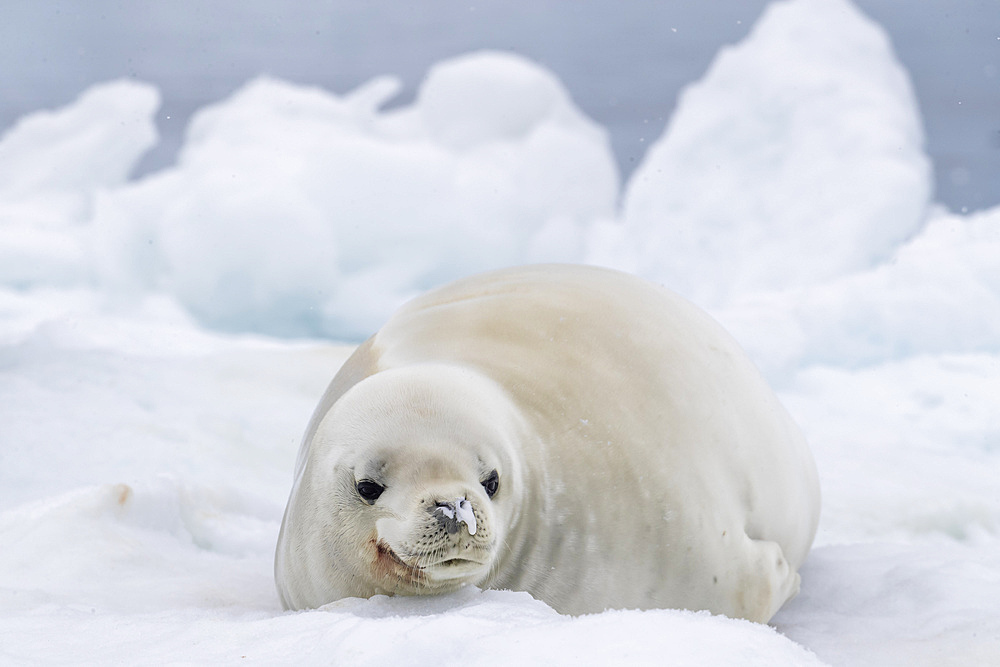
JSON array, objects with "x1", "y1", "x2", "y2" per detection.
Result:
[
  {"x1": 431, "y1": 497, "x2": 476, "y2": 535},
  {"x1": 434, "y1": 500, "x2": 457, "y2": 518}
]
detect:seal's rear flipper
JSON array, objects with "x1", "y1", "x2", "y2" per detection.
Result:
[{"x1": 736, "y1": 536, "x2": 800, "y2": 623}]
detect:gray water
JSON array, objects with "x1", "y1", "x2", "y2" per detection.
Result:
[{"x1": 2, "y1": 0, "x2": 997, "y2": 212}]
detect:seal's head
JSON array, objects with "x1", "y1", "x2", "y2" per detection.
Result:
[{"x1": 276, "y1": 364, "x2": 526, "y2": 608}]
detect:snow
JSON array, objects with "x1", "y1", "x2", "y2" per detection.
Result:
[
  {"x1": 1, "y1": 0, "x2": 998, "y2": 664},
  {"x1": 614, "y1": 0, "x2": 931, "y2": 306},
  {"x1": 0, "y1": 80, "x2": 159, "y2": 288},
  {"x1": 434, "y1": 498, "x2": 477, "y2": 535},
  {"x1": 89, "y1": 52, "x2": 618, "y2": 339},
  {"x1": 456, "y1": 498, "x2": 477, "y2": 536}
]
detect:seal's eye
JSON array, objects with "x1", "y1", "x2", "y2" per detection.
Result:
[
  {"x1": 356, "y1": 480, "x2": 385, "y2": 503},
  {"x1": 481, "y1": 469, "x2": 499, "y2": 499}
]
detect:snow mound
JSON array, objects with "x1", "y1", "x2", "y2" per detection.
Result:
[
  {"x1": 780, "y1": 354, "x2": 1000, "y2": 545},
  {"x1": 776, "y1": 544, "x2": 1000, "y2": 666},
  {"x1": 616, "y1": 0, "x2": 931, "y2": 305},
  {"x1": 0, "y1": 480, "x2": 276, "y2": 613},
  {"x1": 0, "y1": 80, "x2": 159, "y2": 287},
  {"x1": 91, "y1": 51, "x2": 619, "y2": 338},
  {"x1": 720, "y1": 205, "x2": 1000, "y2": 375},
  {"x1": 0, "y1": 80, "x2": 158, "y2": 205},
  {"x1": 315, "y1": 590, "x2": 825, "y2": 666}
]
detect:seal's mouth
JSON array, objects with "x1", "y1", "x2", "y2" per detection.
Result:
[
  {"x1": 372, "y1": 539, "x2": 425, "y2": 586},
  {"x1": 429, "y1": 556, "x2": 485, "y2": 570},
  {"x1": 422, "y1": 555, "x2": 489, "y2": 582},
  {"x1": 372, "y1": 535, "x2": 490, "y2": 589}
]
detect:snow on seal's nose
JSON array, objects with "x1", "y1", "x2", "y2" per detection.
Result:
[
  {"x1": 434, "y1": 497, "x2": 477, "y2": 535},
  {"x1": 455, "y1": 497, "x2": 476, "y2": 535}
]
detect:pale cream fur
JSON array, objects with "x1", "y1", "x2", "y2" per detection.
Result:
[{"x1": 275, "y1": 264, "x2": 820, "y2": 622}]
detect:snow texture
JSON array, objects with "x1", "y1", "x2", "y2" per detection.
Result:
[
  {"x1": 89, "y1": 52, "x2": 618, "y2": 339},
  {"x1": 1, "y1": 0, "x2": 998, "y2": 664},
  {"x1": 456, "y1": 498, "x2": 477, "y2": 536},
  {"x1": 615, "y1": 0, "x2": 931, "y2": 306}
]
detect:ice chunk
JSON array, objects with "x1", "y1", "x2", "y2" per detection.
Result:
[
  {"x1": 92, "y1": 54, "x2": 618, "y2": 339},
  {"x1": 615, "y1": 0, "x2": 931, "y2": 305},
  {"x1": 0, "y1": 79, "x2": 159, "y2": 205},
  {"x1": 0, "y1": 80, "x2": 159, "y2": 287}
]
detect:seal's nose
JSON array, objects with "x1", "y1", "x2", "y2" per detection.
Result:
[{"x1": 432, "y1": 497, "x2": 477, "y2": 535}]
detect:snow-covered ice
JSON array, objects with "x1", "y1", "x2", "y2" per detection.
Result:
[
  {"x1": 615, "y1": 0, "x2": 931, "y2": 305},
  {"x1": 2, "y1": 0, "x2": 998, "y2": 664},
  {"x1": 89, "y1": 51, "x2": 618, "y2": 340}
]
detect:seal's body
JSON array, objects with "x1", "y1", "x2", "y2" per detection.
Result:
[{"x1": 275, "y1": 264, "x2": 820, "y2": 622}]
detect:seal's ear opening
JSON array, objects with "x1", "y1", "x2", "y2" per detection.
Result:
[
  {"x1": 357, "y1": 480, "x2": 385, "y2": 503},
  {"x1": 481, "y1": 469, "x2": 499, "y2": 498}
]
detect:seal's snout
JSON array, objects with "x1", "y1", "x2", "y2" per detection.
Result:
[{"x1": 432, "y1": 497, "x2": 477, "y2": 535}]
